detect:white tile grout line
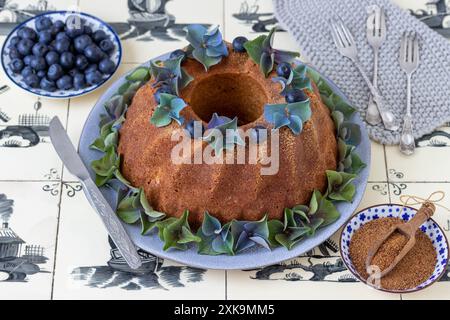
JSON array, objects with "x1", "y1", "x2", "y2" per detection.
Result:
[{"x1": 49, "y1": 98, "x2": 71, "y2": 300}]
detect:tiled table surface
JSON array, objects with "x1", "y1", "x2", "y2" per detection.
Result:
[{"x1": 0, "y1": 0, "x2": 449, "y2": 300}]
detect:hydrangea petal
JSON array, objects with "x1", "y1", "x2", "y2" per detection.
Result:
[
  {"x1": 288, "y1": 101, "x2": 312, "y2": 121},
  {"x1": 288, "y1": 115, "x2": 303, "y2": 135},
  {"x1": 273, "y1": 112, "x2": 290, "y2": 130},
  {"x1": 186, "y1": 24, "x2": 207, "y2": 47}
]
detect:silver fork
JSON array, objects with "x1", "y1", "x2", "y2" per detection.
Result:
[
  {"x1": 329, "y1": 17, "x2": 398, "y2": 132},
  {"x1": 399, "y1": 32, "x2": 420, "y2": 155},
  {"x1": 366, "y1": 5, "x2": 386, "y2": 126}
]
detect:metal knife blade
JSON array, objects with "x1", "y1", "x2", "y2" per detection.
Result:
[
  {"x1": 49, "y1": 117, "x2": 142, "y2": 270},
  {"x1": 49, "y1": 117, "x2": 91, "y2": 181}
]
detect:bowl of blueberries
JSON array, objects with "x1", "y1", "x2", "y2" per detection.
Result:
[{"x1": 1, "y1": 11, "x2": 122, "y2": 99}]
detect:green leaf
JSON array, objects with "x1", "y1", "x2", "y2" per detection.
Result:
[
  {"x1": 260, "y1": 51, "x2": 274, "y2": 77},
  {"x1": 159, "y1": 211, "x2": 199, "y2": 251},
  {"x1": 350, "y1": 152, "x2": 366, "y2": 174},
  {"x1": 126, "y1": 67, "x2": 150, "y2": 82},
  {"x1": 326, "y1": 170, "x2": 357, "y2": 202},
  {"x1": 139, "y1": 189, "x2": 166, "y2": 221},
  {"x1": 141, "y1": 212, "x2": 157, "y2": 235},
  {"x1": 243, "y1": 35, "x2": 266, "y2": 65},
  {"x1": 267, "y1": 220, "x2": 284, "y2": 247},
  {"x1": 156, "y1": 218, "x2": 177, "y2": 241},
  {"x1": 118, "y1": 82, "x2": 131, "y2": 95}
]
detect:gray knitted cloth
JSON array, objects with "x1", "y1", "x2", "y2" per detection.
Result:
[{"x1": 273, "y1": 0, "x2": 450, "y2": 145}]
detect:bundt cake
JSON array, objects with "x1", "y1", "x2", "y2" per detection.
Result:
[{"x1": 117, "y1": 35, "x2": 338, "y2": 227}]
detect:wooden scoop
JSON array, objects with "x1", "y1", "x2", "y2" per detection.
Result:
[{"x1": 365, "y1": 202, "x2": 436, "y2": 278}]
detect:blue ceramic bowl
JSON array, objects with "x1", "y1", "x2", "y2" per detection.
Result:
[
  {"x1": 340, "y1": 204, "x2": 449, "y2": 293},
  {"x1": 78, "y1": 58, "x2": 371, "y2": 270},
  {"x1": 1, "y1": 11, "x2": 122, "y2": 99}
]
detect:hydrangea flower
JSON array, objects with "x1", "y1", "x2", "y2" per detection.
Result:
[
  {"x1": 197, "y1": 212, "x2": 234, "y2": 255},
  {"x1": 150, "y1": 93, "x2": 187, "y2": 127},
  {"x1": 272, "y1": 64, "x2": 312, "y2": 95},
  {"x1": 244, "y1": 28, "x2": 299, "y2": 77},
  {"x1": 231, "y1": 217, "x2": 270, "y2": 253},
  {"x1": 264, "y1": 101, "x2": 311, "y2": 135},
  {"x1": 203, "y1": 113, "x2": 245, "y2": 154},
  {"x1": 150, "y1": 55, "x2": 193, "y2": 95},
  {"x1": 186, "y1": 24, "x2": 228, "y2": 70}
]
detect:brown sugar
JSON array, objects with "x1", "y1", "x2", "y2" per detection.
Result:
[{"x1": 349, "y1": 217, "x2": 437, "y2": 291}]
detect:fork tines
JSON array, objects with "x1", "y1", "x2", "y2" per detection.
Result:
[
  {"x1": 400, "y1": 32, "x2": 420, "y2": 67},
  {"x1": 330, "y1": 17, "x2": 355, "y2": 48},
  {"x1": 367, "y1": 6, "x2": 386, "y2": 40}
]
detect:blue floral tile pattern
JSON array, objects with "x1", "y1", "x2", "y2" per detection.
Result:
[{"x1": 340, "y1": 204, "x2": 449, "y2": 293}]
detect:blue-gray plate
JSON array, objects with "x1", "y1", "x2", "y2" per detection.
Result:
[{"x1": 79, "y1": 57, "x2": 371, "y2": 270}]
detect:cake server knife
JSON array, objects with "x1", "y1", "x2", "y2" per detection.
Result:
[{"x1": 49, "y1": 117, "x2": 142, "y2": 270}]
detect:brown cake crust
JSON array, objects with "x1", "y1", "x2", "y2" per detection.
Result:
[{"x1": 118, "y1": 48, "x2": 338, "y2": 227}]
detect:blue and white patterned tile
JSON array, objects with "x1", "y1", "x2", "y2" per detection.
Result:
[
  {"x1": 385, "y1": 126, "x2": 450, "y2": 183},
  {"x1": 52, "y1": 183, "x2": 226, "y2": 300},
  {"x1": 0, "y1": 181, "x2": 59, "y2": 300},
  {"x1": 224, "y1": 0, "x2": 301, "y2": 54},
  {"x1": 78, "y1": 0, "x2": 225, "y2": 64}
]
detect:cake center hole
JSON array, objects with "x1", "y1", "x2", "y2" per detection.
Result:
[{"x1": 189, "y1": 73, "x2": 267, "y2": 126}]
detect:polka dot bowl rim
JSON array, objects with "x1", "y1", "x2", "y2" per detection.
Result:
[
  {"x1": 1, "y1": 11, "x2": 122, "y2": 99},
  {"x1": 339, "y1": 203, "x2": 449, "y2": 294}
]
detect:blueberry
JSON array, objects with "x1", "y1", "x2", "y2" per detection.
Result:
[
  {"x1": 169, "y1": 49, "x2": 186, "y2": 61},
  {"x1": 56, "y1": 32, "x2": 69, "y2": 41},
  {"x1": 285, "y1": 89, "x2": 308, "y2": 104},
  {"x1": 85, "y1": 70, "x2": 103, "y2": 85},
  {"x1": 17, "y1": 39, "x2": 35, "y2": 56},
  {"x1": 60, "y1": 52, "x2": 75, "y2": 69},
  {"x1": 45, "y1": 51, "x2": 59, "y2": 66},
  {"x1": 84, "y1": 26, "x2": 93, "y2": 35},
  {"x1": 232, "y1": 36, "x2": 248, "y2": 52},
  {"x1": 24, "y1": 55, "x2": 33, "y2": 66},
  {"x1": 93, "y1": 30, "x2": 107, "y2": 43},
  {"x1": 29, "y1": 56, "x2": 47, "y2": 71},
  {"x1": 84, "y1": 44, "x2": 104, "y2": 62},
  {"x1": 37, "y1": 70, "x2": 46, "y2": 78},
  {"x1": 9, "y1": 58, "x2": 24, "y2": 73},
  {"x1": 9, "y1": 47, "x2": 23, "y2": 60},
  {"x1": 54, "y1": 38, "x2": 70, "y2": 53},
  {"x1": 75, "y1": 55, "x2": 89, "y2": 71},
  {"x1": 99, "y1": 39, "x2": 114, "y2": 54},
  {"x1": 47, "y1": 64, "x2": 64, "y2": 81},
  {"x1": 40, "y1": 77, "x2": 56, "y2": 92},
  {"x1": 74, "y1": 34, "x2": 93, "y2": 53},
  {"x1": 24, "y1": 74, "x2": 40, "y2": 88},
  {"x1": 38, "y1": 30, "x2": 52, "y2": 44},
  {"x1": 21, "y1": 66, "x2": 34, "y2": 78},
  {"x1": 73, "y1": 73, "x2": 86, "y2": 90},
  {"x1": 250, "y1": 125, "x2": 268, "y2": 144},
  {"x1": 56, "y1": 75, "x2": 73, "y2": 90},
  {"x1": 276, "y1": 62, "x2": 292, "y2": 79},
  {"x1": 154, "y1": 85, "x2": 172, "y2": 103},
  {"x1": 52, "y1": 20, "x2": 65, "y2": 33},
  {"x1": 18, "y1": 27, "x2": 37, "y2": 41},
  {"x1": 35, "y1": 16, "x2": 53, "y2": 31},
  {"x1": 185, "y1": 120, "x2": 204, "y2": 139},
  {"x1": 65, "y1": 25, "x2": 84, "y2": 39},
  {"x1": 84, "y1": 64, "x2": 98, "y2": 74},
  {"x1": 98, "y1": 58, "x2": 116, "y2": 74},
  {"x1": 9, "y1": 36, "x2": 21, "y2": 48},
  {"x1": 32, "y1": 43, "x2": 49, "y2": 57}
]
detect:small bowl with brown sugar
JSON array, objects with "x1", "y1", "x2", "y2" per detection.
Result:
[{"x1": 340, "y1": 204, "x2": 449, "y2": 293}]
